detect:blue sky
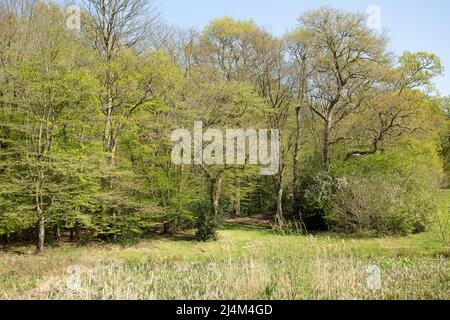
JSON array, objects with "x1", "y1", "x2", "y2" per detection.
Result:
[{"x1": 156, "y1": 0, "x2": 450, "y2": 96}]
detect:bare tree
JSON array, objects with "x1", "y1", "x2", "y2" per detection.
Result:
[
  {"x1": 252, "y1": 34, "x2": 294, "y2": 225},
  {"x1": 298, "y1": 8, "x2": 387, "y2": 170},
  {"x1": 81, "y1": 0, "x2": 158, "y2": 60},
  {"x1": 81, "y1": 0, "x2": 159, "y2": 165},
  {"x1": 285, "y1": 28, "x2": 316, "y2": 222}
]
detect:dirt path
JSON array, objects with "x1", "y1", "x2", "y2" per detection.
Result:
[{"x1": 224, "y1": 213, "x2": 272, "y2": 229}]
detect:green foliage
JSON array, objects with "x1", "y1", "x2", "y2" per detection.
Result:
[
  {"x1": 328, "y1": 144, "x2": 443, "y2": 235},
  {"x1": 194, "y1": 201, "x2": 219, "y2": 241},
  {"x1": 398, "y1": 51, "x2": 443, "y2": 91},
  {"x1": 439, "y1": 97, "x2": 450, "y2": 187},
  {"x1": 0, "y1": 1, "x2": 447, "y2": 250},
  {"x1": 296, "y1": 172, "x2": 336, "y2": 231}
]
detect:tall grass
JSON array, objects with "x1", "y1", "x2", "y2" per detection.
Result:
[
  {"x1": 45, "y1": 254, "x2": 448, "y2": 300},
  {"x1": 1, "y1": 228, "x2": 448, "y2": 300}
]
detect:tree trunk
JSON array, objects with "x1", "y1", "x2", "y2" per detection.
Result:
[
  {"x1": 55, "y1": 225, "x2": 61, "y2": 240},
  {"x1": 259, "y1": 188, "x2": 264, "y2": 210},
  {"x1": 276, "y1": 184, "x2": 284, "y2": 225},
  {"x1": 210, "y1": 176, "x2": 222, "y2": 216},
  {"x1": 275, "y1": 173, "x2": 284, "y2": 226},
  {"x1": 36, "y1": 212, "x2": 44, "y2": 254},
  {"x1": 104, "y1": 107, "x2": 117, "y2": 166},
  {"x1": 75, "y1": 222, "x2": 81, "y2": 241},
  {"x1": 293, "y1": 57, "x2": 307, "y2": 221},
  {"x1": 35, "y1": 178, "x2": 45, "y2": 254},
  {"x1": 235, "y1": 178, "x2": 241, "y2": 216},
  {"x1": 102, "y1": 66, "x2": 117, "y2": 188},
  {"x1": 292, "y1": 105, "x2": 302, "y2": 222},
  {"x1": 323, "y1": 120, "x2": 331, "y2": 170}
]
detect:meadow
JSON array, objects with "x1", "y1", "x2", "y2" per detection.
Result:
[
  {"x1": 1, "y1": 212, "x2": 448, "y2": 300},
  {"x1": 0, "y1": 1, "x2": 449, "y2": 302}
]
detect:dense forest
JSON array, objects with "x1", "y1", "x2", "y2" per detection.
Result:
[{"x1": 0, "y1": 0, "x2": 448, "y2": 254}]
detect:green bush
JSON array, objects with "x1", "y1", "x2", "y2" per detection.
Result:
[
  {"x1": 295, "y1": 172, "x2": 337, "y2": 231},
  {"x1": 328, "y1": 146, "x2": 442, "y2": 236},
  {"x1": 328, "y1": 175, "x2": 435, "y2": 235},
  {"x1": 193, "y1": 201, "x2": 219, "y2": 241}
]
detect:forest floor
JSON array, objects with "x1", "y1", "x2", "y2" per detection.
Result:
[{"x1": 0, "y1": 192, "x2": 448, "y2": 300}]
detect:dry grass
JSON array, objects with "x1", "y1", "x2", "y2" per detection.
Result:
[
  {"x1": 0, "y1": 226, "x2": 448, "y2": 300},
  {"x1": 44, "y1": 251, "x2": 448, "y2": 300}
]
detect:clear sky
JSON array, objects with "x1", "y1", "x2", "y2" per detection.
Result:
[{"x1": 156, "y1": 0, "x2": 450, "y2": 96}]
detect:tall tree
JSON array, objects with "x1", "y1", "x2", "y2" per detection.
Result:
[
  {"x1": 81, "y1": 0, "x2": 158, "y2": 166},
  {"x1": 298, "y1": 8, "x2": 387, "y2": 170},
  {"x1": 345, "y1": 52, "x2": 443, "y2": 160},
  {"x1": 0, "y1": 1, "x2": 97, "y2": 252},
  {"x1": 191, "y1": 18, "x2": 266, "y2": 233},
  {"x1": 80, "y1": 0, "x2": 162, "y2": 239},
  {"x1": 285, "y1": 28, "x2": 316, "y2": 223}
]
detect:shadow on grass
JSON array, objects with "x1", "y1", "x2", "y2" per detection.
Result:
[{"x1": 221, "y1": 222, "x2": 272, "y2": 231}]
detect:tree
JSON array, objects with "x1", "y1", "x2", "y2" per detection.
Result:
[
  {"x1": 187, "y1": 18, "x2": 268, "y2": 237},
  {"x1": 344, "y1": 52, "x2": 443, "y2": 160},
  {"x1": 285, "y1": 28, "x2": 316, "y2": 223},
  {"x1": 0, "y1": 2, "x2": 446, "y2": 245},
  {"x1": 0, "y1": 1, "x2": 98, "y2": 252},
  {"x1": 440, "y1": 97, "x2": 450, "y2": 187},
  {"x1": 298, "y1": 8, "x2": 387, "y2": 170},
  {"x1": 80, "y1": 0, "x2": 163, "y2": 240},
  {"x1": 81, "y1": 0, "x2": 159, "y2": 166},
  {"x1": 180, "y1": 68, "x2": 263, "y2": 239},
  {"x1": 251, "y1": 35, "x2": 293, "y2": 226}
]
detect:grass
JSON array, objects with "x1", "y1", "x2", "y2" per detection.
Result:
[
  {"x1": 0, "y1": 226, "x2": 448, "y2": 300},
  {"x1": 0, "y1": 191, "x2": 448, "y2": 300}
]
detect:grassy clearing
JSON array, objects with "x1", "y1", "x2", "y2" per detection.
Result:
[
  {"x1": 0, "y1": 225, "x2": 448, "y2": 300},
  {"x1": 0, "y1": 191, "x2": 448, "y2": 300}
]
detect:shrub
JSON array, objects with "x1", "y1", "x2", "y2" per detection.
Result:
[
  {"x1": 193, "y1": 201, "x2": 219, "y2": 241},
  {"x1": 328, "y1": 146, "x2": 442, "y2": 236},
  {"x1": 296, "y1": 172, "x2": 337, "y2": 231},
  {"x1": 328, "y1": 175, "x2": 435, "y2": 235}
]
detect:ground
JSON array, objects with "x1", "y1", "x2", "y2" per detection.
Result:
[
  {"x1": 0, "y1": 191, "x2": 448, "y2": 300},
  {"x1": 0, "y1": 221, "x2": 448, "y2": 300}
]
